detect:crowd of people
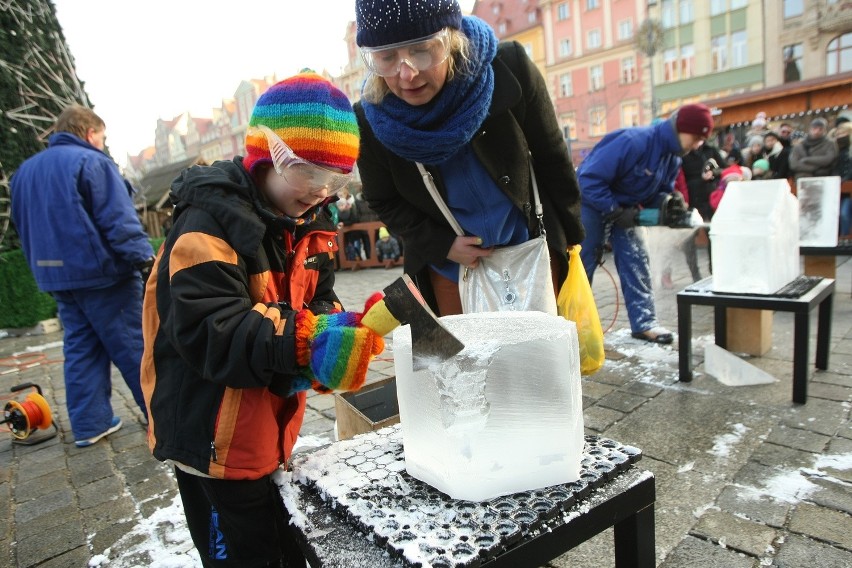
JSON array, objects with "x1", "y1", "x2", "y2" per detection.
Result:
[{"x1": 690, "y1": 113, "x2": 850, "y2": 223}]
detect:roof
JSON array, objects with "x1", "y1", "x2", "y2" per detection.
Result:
[{"x1": 135, "y1": 156, "x2": 204, "y2": 209}]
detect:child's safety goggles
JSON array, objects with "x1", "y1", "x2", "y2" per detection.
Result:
[
  {"x1": 250, "y1": 125, "x2": 351, "y2": 195},
  {"x1": 359, "y1": 29, "x2": 451, "y2": 77}
]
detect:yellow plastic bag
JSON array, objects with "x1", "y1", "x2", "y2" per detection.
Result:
[{"x1": 557, "y1": 246, "x2": 605, "y2": 375}]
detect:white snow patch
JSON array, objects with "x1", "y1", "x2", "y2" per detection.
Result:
[
  {"x1": 19, "y1": 340, "x2": 64, "y2": 354},
  {"x1": 292, "y1": 433, "x2": 332, "y2": 453},
  {"x1": 87, "y1": 494, "x2": 199, "y2": 567},
  {"x1": 708, "y1": 423, "x2": 749, "y2": 457}
]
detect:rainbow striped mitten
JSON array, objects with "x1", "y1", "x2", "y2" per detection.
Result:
[{"x1": 295, "y1": 299, "x2": 385, "y2": 392}]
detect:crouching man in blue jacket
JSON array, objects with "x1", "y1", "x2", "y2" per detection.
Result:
[
  {"x1": 577, "y1": 103, "x2": 714, "y2": 344},
  {"x1": 11, "y1": 105, "x2": 154, "y2": 446}
]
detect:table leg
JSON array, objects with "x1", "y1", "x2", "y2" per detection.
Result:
[
  {"x1": 678, "y1": 299, "x2": 693, "y2": 382},
  {"x1": 614, "y1": 503, "x2": 655, "y2": 568},
  {"x1": 816, "y1": 293, "x2": 833, "y2": 371},
  {"x1": 793, "y1": 312, "x2": 809, "y2": 404},
  {"x1": 715, "y1": 306, "x2": 727, "y2": 349}
]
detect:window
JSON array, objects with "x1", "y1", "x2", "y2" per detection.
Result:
[
  {"x1": 589, "y1": 64, "x2": 604, "y2": 91},
  {"x1": 562, "y1": 113, "x2": 577, "y2": 140},
  {"x1": 661, "y1": 0, "x2": 675, "y2": 29},
  {"x1": 680, "y1": 44, "x2": 695, "y2": 78},
  {"x1": 731, "y1": 0, "x2": 747, "y2": 8},
  {"x1": 826, "y1": 33, "x2": 851, "y2": 74},
  {"x1": 679, "y1": 0, "x2": 693, "y2": 24},
  {"x1": 663, "y1": 48, "x2": 678, "y2": 81},
  {"x1": 621, "y1": 102, "x2": 640, "y2": 128},
  {"x1": 783, "y1": 0, "x2": 804, "y2": 18},
  {"x1": 731, "y1": 31, "x2": 747, "y2": 67},
  {"x1": 557, "y1": 3, "x2": 569, "y2": 20},
  {"x1": 618, "y1": 19, "x2": 633, "y2": 41},
  {"x1": 783, "y1": 43, "x2": 803, "y2": 82},
  {"x1": 621, "y1": 56, "x2": 637, "y2": 83},
  {"x1": 589, "y1": 107, "x2": 607, "y2": 137},
  {"x1": 492, "y1": 4, "x2": 501, "y2": 15},
  {"x1": 710, "y1": 0, "x2": 725, "y2": 15},
  {"x1": 586, "y1": 0, "x2": 600, "y2": 9},
  {"x1": 588, "y1": 29, "x2": 601, "y2": 49},
  {"x1": 528, "y1": 10, "x2": 537, "y2": 24},
  {"x1": 559, "y1": 72, "x2": 573, "y2": 97},
  {"x1": 711, "y1": 34, "x2": 728, "y2": 71},
  {"x1": 498, "y1": 22, "x2": 507, "y2": 34},
  {"x1": 560, "y1": 38, "x2": 573, "y2": 57}
]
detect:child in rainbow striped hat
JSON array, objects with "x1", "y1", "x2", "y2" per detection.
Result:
[{"x1": 141, "y1": 70, "x2": 400, "y2": 566}]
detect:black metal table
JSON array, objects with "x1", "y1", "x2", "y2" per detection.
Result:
[
  {"x1": 677, "y1": 276, "x2": 835, "y2": 403},
  {"x1": 281, "y1": 425, "x2": 655, "y2": 568}
]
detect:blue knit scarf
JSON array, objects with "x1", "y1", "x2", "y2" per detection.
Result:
[{"x1": 361, "y1": 16, "x2": 498, "y2": 165}]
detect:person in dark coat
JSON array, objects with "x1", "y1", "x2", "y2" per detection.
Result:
[
  {"x1": 763, "y1": 131, "x2": 791, "y2": 180},
  {"x1": 681, "y1": 143, "x2": 724, "y2": 224},
  {"x1": 11, "y1": 104, "x2": 154, "y2": 447},
  {"x1": 790, "y1": 118, "x2": 838, "y2": 180},
  {"x1": 577, "y1": 104, "x2": 714, "y2": 344},
  {"x1": 353, "y1": 0, "x2": 584, "y2": 315}
]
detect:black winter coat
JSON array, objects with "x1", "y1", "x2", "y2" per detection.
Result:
[{"x1": 355, "y1": 41, "x2": 584, "y2": 310}]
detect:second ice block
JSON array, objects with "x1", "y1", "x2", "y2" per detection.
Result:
[{"x1": 393, "y1": 311, "x2": 584, "y2": 502}]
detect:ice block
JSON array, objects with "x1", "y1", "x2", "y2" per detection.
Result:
[
  {"x1": 710, "y1": 180, "x2": 800, "y2": 294},
  {"x1": 393, "y1": 311, "x2": 584, "y2": 502},
  {"x1": 798, "y1": 176, "x2": 840, "y2": 247}
]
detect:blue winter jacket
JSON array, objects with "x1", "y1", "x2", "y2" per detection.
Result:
[
  {"x1": 10, "y1": 132, "x2": 154, "y2": 292},
  {"x1": 577, "y1": 119, "x2": 682, "y2": 215}
]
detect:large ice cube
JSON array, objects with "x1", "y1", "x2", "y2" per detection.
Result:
[
  {"x1": 710, "y1": 180, "x2": 800, "y2": 294},
  {"x1": 798, "y1": 176, "x2": 840, "y2": 247},
  {"x1": 393, "y1": 312, "x2": 584, "y2": 502}
]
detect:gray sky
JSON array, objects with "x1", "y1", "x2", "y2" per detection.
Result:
[{"x1": 53, "y1": 0, "x2": 358, "y2": 166}]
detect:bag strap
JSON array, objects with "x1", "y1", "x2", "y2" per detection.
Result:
[
  {"x1": 416, "y1": 162, "x2": 465, "y2": 237},
  {"x1": 416, "y1": 155, "x2": 545, "y2": 237}
]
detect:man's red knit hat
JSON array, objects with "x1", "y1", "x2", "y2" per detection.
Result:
[{"x1": 675, "y1": 103, "x2": 713, "y2": 137}]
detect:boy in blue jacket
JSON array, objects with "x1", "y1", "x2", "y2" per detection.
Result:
[
  {"x1": 577, "y1": 103, "x2": 714, "y2": 344},
  {"x1": 11, "y1": 105, "x2": 155, "y2": 446}
]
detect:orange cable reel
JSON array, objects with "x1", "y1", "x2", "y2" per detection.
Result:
[{"x1": 2, "y1": 386, "x2": 54, "y2": 440}]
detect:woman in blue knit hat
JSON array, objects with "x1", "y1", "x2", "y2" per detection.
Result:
[{"x1": 354, "y1": 0, "x2": 584, "y2": 315}]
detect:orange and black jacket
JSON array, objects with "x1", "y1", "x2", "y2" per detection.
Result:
[{"x1": 141, "y1": 158, "x2": 340, "y2": 480}]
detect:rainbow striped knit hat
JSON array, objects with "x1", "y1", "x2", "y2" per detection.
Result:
[{"x1": 244, "y1": 71, "x2": 359, "y2": 175}]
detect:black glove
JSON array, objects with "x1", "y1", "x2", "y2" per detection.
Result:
[
  {"x1": 136, "y1": 256, "x2": 155, "y2": 282},
  {"x1": 667, "y1": 192, "x2": 687, "y2": 217},
  {"x1": 607, "y1": 207, "x2": 639, "y2": 229},
  {"x1": 703, "y1": 158, "x2": 722, "y2": 178}
]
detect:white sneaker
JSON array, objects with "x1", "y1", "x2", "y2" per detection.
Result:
[{"x1": 75, "y1": 416, "x2": 122, "y2": 447}]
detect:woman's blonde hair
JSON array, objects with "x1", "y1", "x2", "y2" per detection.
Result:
[{"x1": 361, "y1": 28, "x2": 472, "y2": 104}]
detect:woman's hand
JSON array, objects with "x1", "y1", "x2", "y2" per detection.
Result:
[{"x1": 447, "y1": 236, "x2": 492, "y2": 269}]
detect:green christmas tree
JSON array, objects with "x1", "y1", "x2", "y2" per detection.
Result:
[{"x1": 1, "y1": 0, "x2": 92, "y2": 251}]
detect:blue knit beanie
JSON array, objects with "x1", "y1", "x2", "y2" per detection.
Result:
[{"x1": 355, "y1": 0, "x2": 463, "y2": 47}]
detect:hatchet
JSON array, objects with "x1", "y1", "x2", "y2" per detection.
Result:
[{"x1": 361, "y1": 274, "x2": 464, "y2": 370}]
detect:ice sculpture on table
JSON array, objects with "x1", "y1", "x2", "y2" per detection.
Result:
[
  {"x1": 710, "y1": 179, "x2": 800, "y2": 294},
  {"x1": 798, "y1": 176, "x2": 841, "y2": 247},
  {"x1": 393, "y1": 311, "x2": 584, "y2": 502}
]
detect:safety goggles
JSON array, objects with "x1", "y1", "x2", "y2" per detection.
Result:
[
  {"x1": 249, "y1": 125, "x2": 351, "y2": 195},
  {"x1": 360, "y1": 29, "x2": 450, "y2": 77}
]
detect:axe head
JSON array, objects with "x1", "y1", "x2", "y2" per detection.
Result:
[{"x1": 382, "y1": 275, "x2": 464, "y2": 371}]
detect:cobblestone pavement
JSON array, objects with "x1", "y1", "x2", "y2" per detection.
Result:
[{"x1": 1, "y1": 248, "x2": 850, "y2": 567}]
